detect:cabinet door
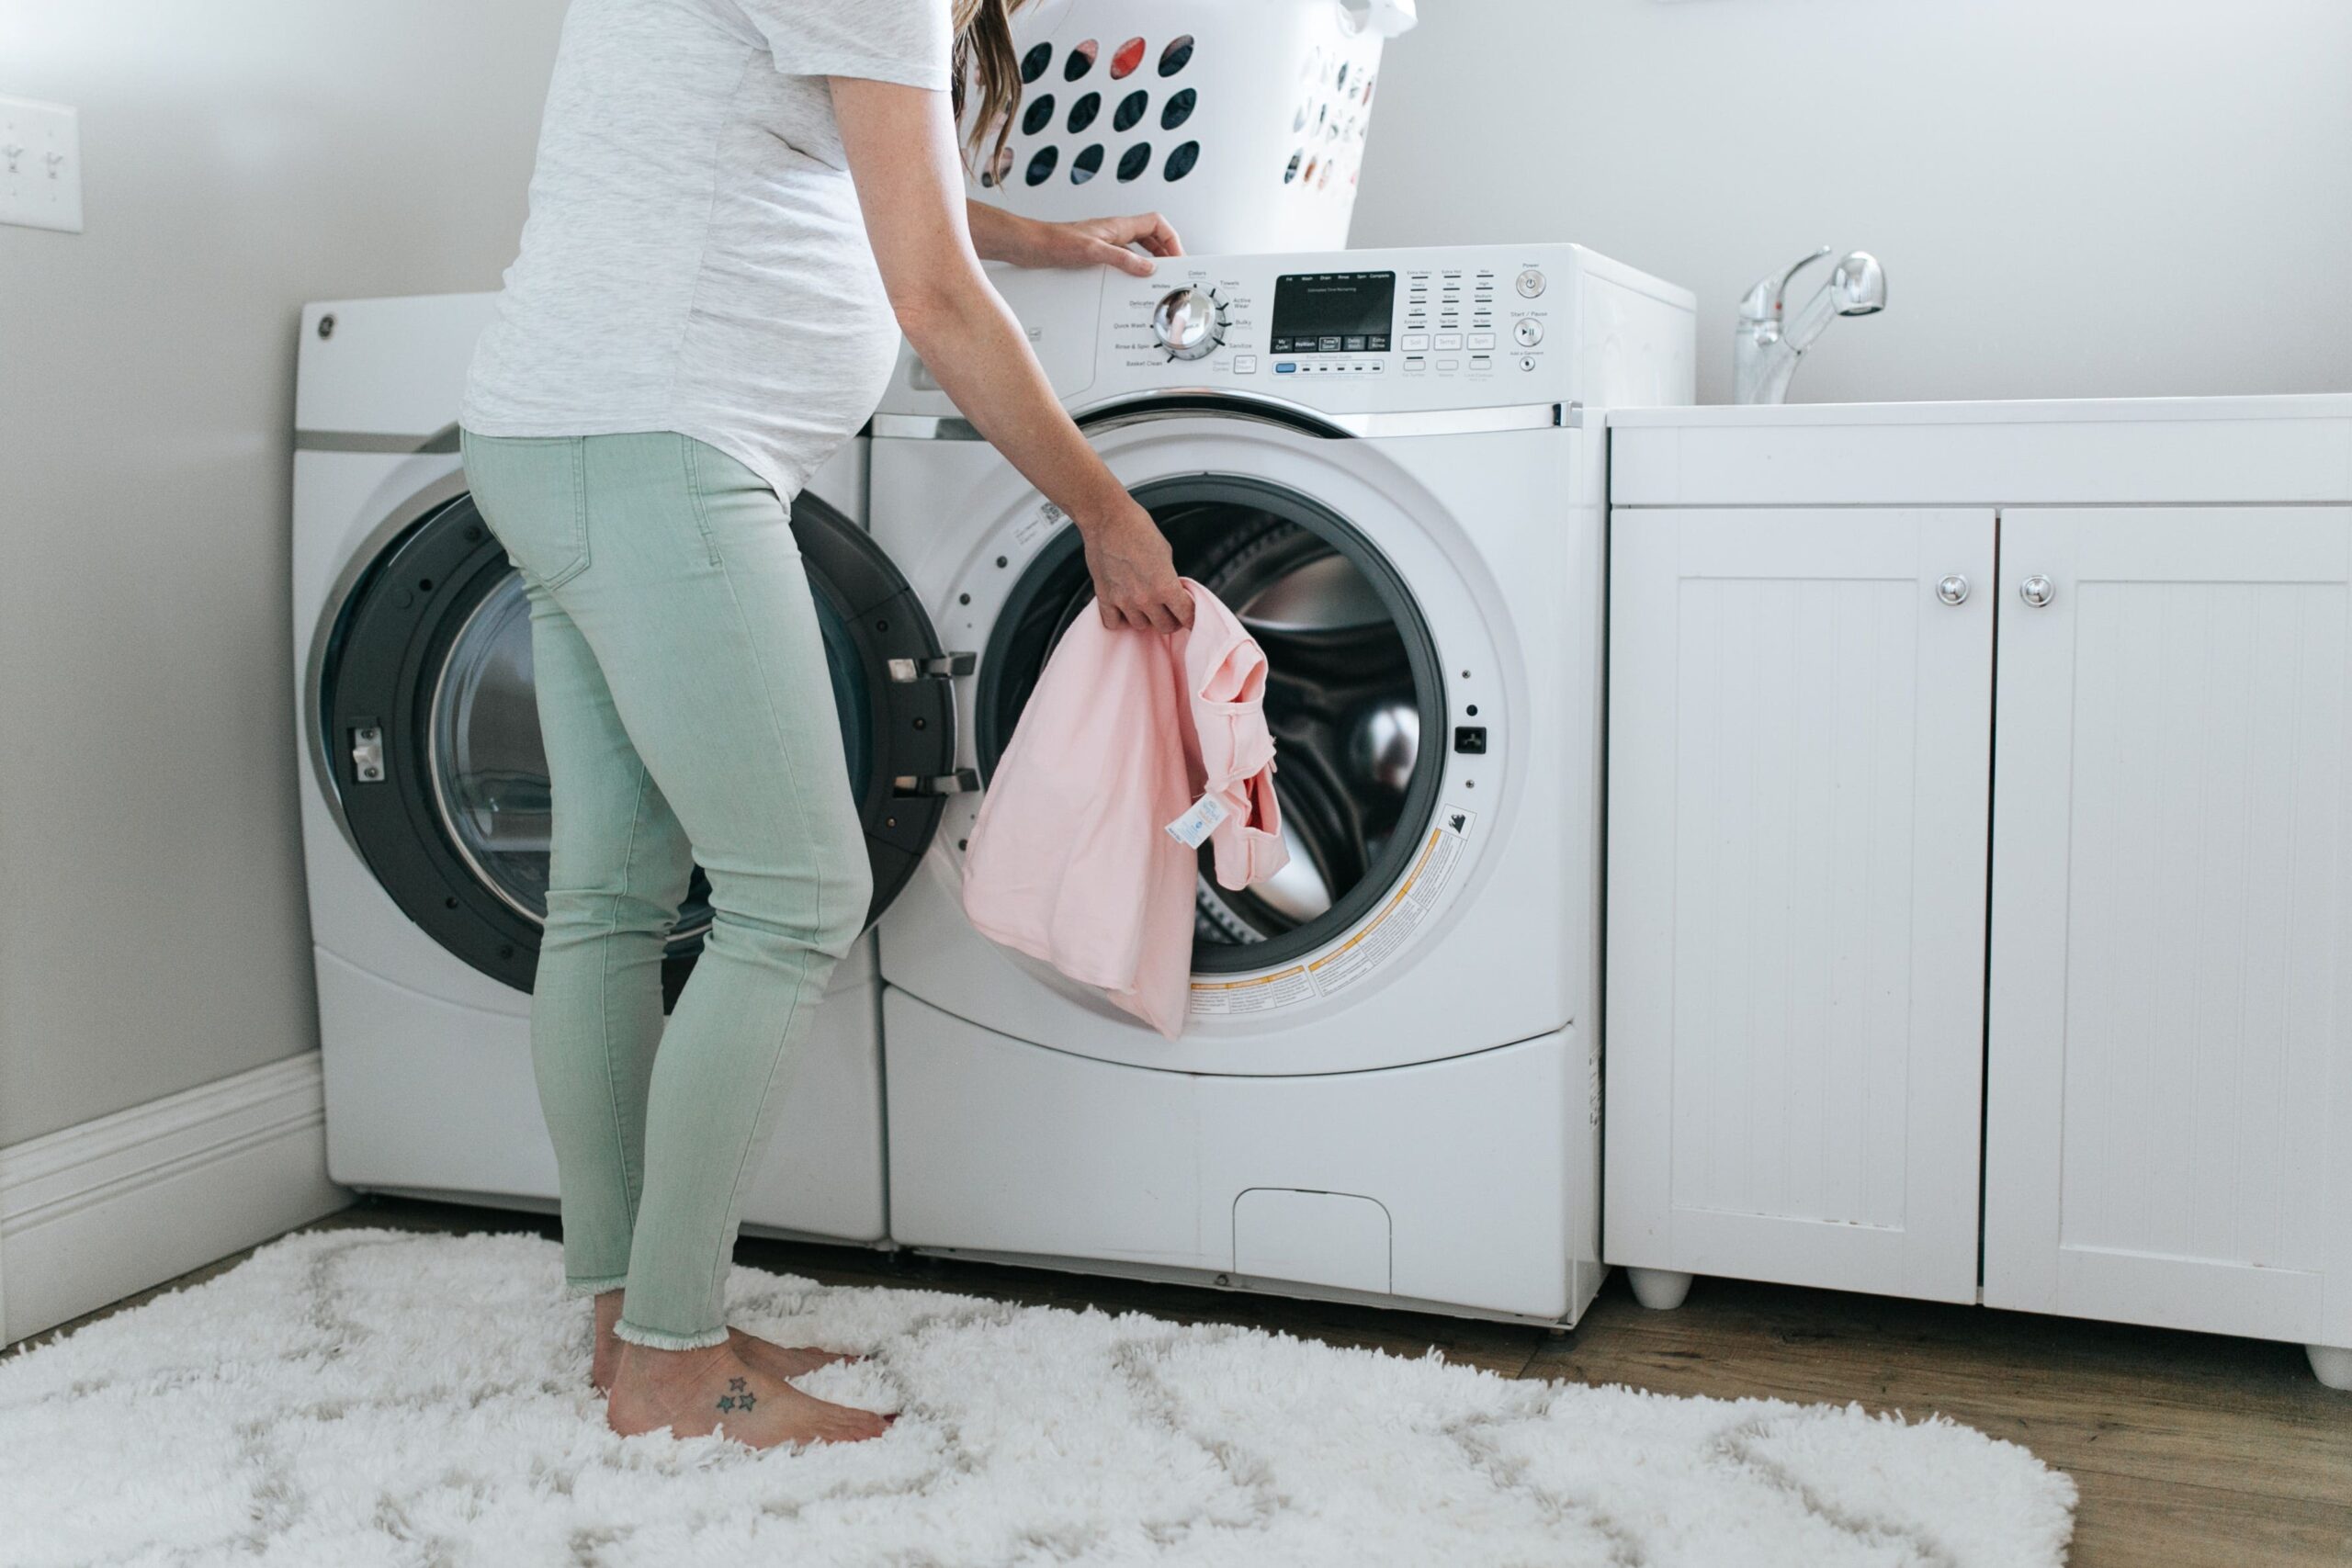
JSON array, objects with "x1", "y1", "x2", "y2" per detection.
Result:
[
  {"x1": 1985, "y1": 507, "x2": 2352, "y2": 1348},
  {"x1": 1605, "y1": 508, "x2": 1995, "y2": 1302}
]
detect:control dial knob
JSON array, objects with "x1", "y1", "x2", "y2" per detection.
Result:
[{"x1": 1150, "y1": 287, "x2": 1224, "y2": 361}]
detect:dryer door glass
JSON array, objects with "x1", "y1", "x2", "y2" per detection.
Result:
[
  {"x1": 428, "y1": 574, "x2": 551, "y2": 918},
  {"x1": 426, "y1": 570, "x2": 719, "y2": 940},
  {"x1": 976, "y1": 474, "x2": 1445, "y2": 974},
  {"x1": 321, "y1": 486, "x2": 954, "y2": 1000}
]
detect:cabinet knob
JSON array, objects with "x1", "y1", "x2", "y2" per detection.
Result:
[
  {"x1": 1936, "y1": 574, "x2": 1971, "y2": 605},
  {"x1": 2018, "y1": 574, "x2": 2056, "y2": 608}
]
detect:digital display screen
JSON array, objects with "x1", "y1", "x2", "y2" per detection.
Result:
[{"x1": 1270, "y1": 271, "x2": 1396, "y2": 355}]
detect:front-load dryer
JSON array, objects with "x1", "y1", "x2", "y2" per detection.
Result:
[
  {"x1": 870, "y1": 245, "x2": 1695, "y2": 1325},
  {"x1": 291, "y1": 292, "x2": 945, "y2": 1245}
]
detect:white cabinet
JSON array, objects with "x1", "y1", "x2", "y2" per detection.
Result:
[
  {"x1": 1984, "y1": 507, "x2": 2352, "y2": 1359},
  {"x1": 1601, "y1": 398, "x2": 2352, "y2": 1384},
  {"x1": 1605, "y1": 509, "x2": 1994, "y2": 1304}
]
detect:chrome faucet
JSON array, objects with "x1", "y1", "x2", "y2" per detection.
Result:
[{"x1": 1732, "y1": 248, "x2": 1886, "y2": 404}]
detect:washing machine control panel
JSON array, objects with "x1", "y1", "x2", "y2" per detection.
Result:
[
  {"x1": 1085, "y1": 244, "x2": 1629, "y2": 414},
  {"x1": 883, "y1": 243, "x2": 1695, "y2": 420}
]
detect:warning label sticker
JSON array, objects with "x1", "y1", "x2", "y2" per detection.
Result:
[
  {"x1": 1187, "y1": 964, "x2": 1317, "y2": 1016},
  {"x1": 1189, "y1": 802, "x2": 1476, "y2": 1015}
]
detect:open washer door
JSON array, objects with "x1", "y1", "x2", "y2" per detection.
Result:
[{"x1": 315, "y1": 485, "x2": 962, "y2": 1005}]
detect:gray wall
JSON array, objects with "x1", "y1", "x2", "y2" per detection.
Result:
[
  {"x1": 1351, "y1": 0, "x2": 2352, "y2": 406},
  {"x1": 0, "y1": 1, "x2": 569, "y2": 1145}
]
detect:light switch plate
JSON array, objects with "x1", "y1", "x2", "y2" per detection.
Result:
[{"x1": 1, "y1": 97, "x2": 84, "y2": 233}]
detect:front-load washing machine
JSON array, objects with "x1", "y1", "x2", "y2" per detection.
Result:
[
  {"x1": 871, "y1": 244, "x2": 1694, "y2": 1325},
  {"x1": 292, "y1": 291, "x2": 944, "y2": 1245}
]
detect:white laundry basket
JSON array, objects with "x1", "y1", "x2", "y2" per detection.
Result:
[{"x1": 965, "y1": 0, "x2": 1418, "y2": 255}]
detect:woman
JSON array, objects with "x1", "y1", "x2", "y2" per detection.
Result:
[{"x1": 458, "y1": 0, "x2": 1193, "y2": 1451}]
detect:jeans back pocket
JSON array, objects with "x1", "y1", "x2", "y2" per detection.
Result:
[{"x1": 459, "y1": 430, "x2": 592, "y2": 591}]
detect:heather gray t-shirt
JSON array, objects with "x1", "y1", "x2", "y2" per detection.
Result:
[{"x1": 459, "y1": 0, "x2": 953, "y2": 500}]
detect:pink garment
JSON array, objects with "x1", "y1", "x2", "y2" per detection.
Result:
[{"x1": 960, "y1": 577, "x2": 1288, "y2": 1038}]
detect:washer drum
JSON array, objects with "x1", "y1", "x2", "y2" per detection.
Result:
[{"x1": 963, "y1": 0, "x2": 1418, "y2": 255}]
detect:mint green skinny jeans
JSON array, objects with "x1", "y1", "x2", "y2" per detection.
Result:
[{"x1": 458, "y1": 429, "x2": 871, "y2": 1351}]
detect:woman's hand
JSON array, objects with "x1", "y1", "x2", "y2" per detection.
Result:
[
  {"x1": 1080, "y1": 496, "x2": 1193, "y2": 633},
  {"x1": 969, "y1": 206, "x2": 1184, "y2": 278}
]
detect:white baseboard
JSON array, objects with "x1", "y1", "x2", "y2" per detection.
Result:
[{"x1": 0, "y1": 1053, "x2": 352, "y2": 1346}]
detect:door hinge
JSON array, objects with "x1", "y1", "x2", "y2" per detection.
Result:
[
  {"x1": 893, "y1": 768, "x2": 979, "y2": 797},
  {"x1": 888, "y1": 652, "x2": 977, "y2": 682}
]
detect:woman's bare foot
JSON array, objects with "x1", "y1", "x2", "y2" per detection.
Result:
[
  {"x1": 589, "y1": 1291, "x2": 859, "y2": 1393},
  {"x1": 603, "y1": 1338, "x2": 895, "y2": 1450},
  {"x1": 728, "y1": 1328, "x2": 863, "y2": 1383}
]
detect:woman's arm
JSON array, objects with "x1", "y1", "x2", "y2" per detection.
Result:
[
  {"x1": 966, "y1": 201, "x2": 1183, "y2": 277},
  {"x1": 831, "y1": 76, "x2": 1193, "y2": 634}
]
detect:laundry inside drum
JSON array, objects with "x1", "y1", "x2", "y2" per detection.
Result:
[
  {"x1": 1172, "y1": 505, "x2": 1421, "y2": 953},
  {"x1": 979, "y1": 485, "x2": 1442, "y2": 975}
]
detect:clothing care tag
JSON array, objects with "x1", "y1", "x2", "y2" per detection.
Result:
[{"x1": 1163, "y1": 791, "x2": 1230, "y2": 849}]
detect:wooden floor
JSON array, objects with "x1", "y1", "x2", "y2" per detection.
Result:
[{"x1": 25, "y1": 1192, "x2": 2350, "y2": 1566}]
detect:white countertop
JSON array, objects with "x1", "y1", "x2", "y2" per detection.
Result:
[
  {"x1": 1608, "y1": 391, "x2": 2352, "y2": 428},
  {"x1": 1606, "y1": 393, "x2": 2352, "y2": 508}
]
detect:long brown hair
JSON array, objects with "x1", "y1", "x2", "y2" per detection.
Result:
[{"x1": 951, "y1": 0, "x2": 1025, "y2": 178}]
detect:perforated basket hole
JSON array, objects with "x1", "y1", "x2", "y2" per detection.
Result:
[{"x1": 986, "y1": 26, "x2": 1379, "y2": 205}]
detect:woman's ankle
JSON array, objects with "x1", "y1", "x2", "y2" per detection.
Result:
[{"x1": 614, "y1": 1337, "x2": 728, "y2": 1381}]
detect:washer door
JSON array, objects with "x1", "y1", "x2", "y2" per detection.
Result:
[{"x1": 319, "y1": 487, "x2": 959, "y2": 1003}]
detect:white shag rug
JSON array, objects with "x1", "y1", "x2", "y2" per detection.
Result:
[{"x1": 0, "y1": 1226, "x2": 2075, "y2": 1567}]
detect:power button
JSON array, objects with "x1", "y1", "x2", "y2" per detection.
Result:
[{"x1": 1514, "y1": 268, "x2": 1546, "y2": 299}]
